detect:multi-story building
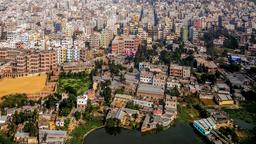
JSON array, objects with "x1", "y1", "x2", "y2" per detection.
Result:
[
  {"x1": 111, "y1": 35, "x2": 140, "y2": 56},
  {"x1": 100, "y1": 29, "x2": 113, "y2": 48},
  {"x1": 77, "y1": 94, "x2": 88, "y2": 109},
  {"x1": 170, "y1": 64, "x2": 191, "y2": 78},
  {"x1": 89, "y1": 33, "x2": 100, "y2": 49},
  {"x1": 0, "y1": 48, "x2": 57, "y2": 75},
  {"x1": 153, "y1": 73, "x2": 167, "y2": 88},
  {"x1": 166, "y1": 77, "x2": 181, "y2": 89},
  {"x1": 140, "y1": 70, "x2": 153, "y2": 84},
  {"x1": 66, "y1": 47, "x2": 80, "y2": 62},
  {"x1": 0, "y1": 61, "x2": 12, "y2": 77},
  {"x1": 56, "y1": 47, "x2": 67, "y2": 64}
]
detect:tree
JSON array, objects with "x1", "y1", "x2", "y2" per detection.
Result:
[
  {"x1": 0, "y1": 133, "x2": 12, "y2": 144},
  {"x1": 74, "y1": 111, "x2": 81, "y2": 121},
  {"x1": 23, "y1": 122, "x2": 37, "y2": 136},
  {"x1": 101, "y1": 86, "x2": 112, "y2": 106},
  {"x1": 166, "y1": 86, "x2": 180, "y2": 96},
  {"x1": 126, "y1": 101, "x2": 140, "y2": 110},
  {"x1": 223, "y1": 35, "x2": 239, "y2": 49},
  {"x1": 228, "y1": 63, "x2": 241, "y2": 72},
  {"x1": 44, "y1": 95, "x2": 58, "y2": 109},
  {"x1": 156, "y1": 124, "x2": 164, "y2": 132},
  {"x1": 0, "y1": 94, "x2": 28, "y2": 108},
  {"x1": 194, "y1": 104, "x2": 210, "y2": 118},
  {"x1": 159, "y1": 50, "x2": 171, "y2": 65},
  {"x1": 105, "y1": 118, "x2": 120, "y2": 128}
]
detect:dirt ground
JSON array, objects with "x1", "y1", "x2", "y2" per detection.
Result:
[{"x1": 0, "y1": 74, "x2": 47, "y2": 97}]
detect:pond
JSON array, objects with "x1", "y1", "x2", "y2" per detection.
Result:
[{"x1": 84, "y1": 122, "x2": 206, "y2": 144}]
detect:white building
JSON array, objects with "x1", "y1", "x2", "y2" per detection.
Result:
[
  {"x1": 56, "y1": 118, "x2": 65, "y2": 127},
  {"x1": 133, "y1": 99, "x2": 153, "y2": 108},
  {"x1": 77, "y1": 94, "x2": 88, "y2": 109}
]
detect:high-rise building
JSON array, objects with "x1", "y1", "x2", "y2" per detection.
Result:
[
  {"x1": 100, "y1": 29, "x2": 113, "y2": 48},
  {"x1": 189, "y1": 26, "x2": 198, "y2": 42},
  {"x1": 181, "y1": 26, "x2": 188, "y2": 42},
  {"x1": 89, "y1": 33, "x2": 100, "y2": 49}
]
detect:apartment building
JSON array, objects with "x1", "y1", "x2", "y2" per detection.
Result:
[
  {"x1": 166, "y1": 76, "x2": 181, "y2": 89},
  {"x1": 0, "y1": 48, "x2": 57, "y2": 75},
  {"x1": 170, "y1": 64, "x2": 191, "y2": 78},
  {"x1": 140, "y1": 70, "x2": 153, "y2": 84},
  {"x1": 89, "y1": 32, "x2": 100, "y2": 49},
  {"x1": 77, "y1": 94, "x2": 88, "y2": 109},
  {"x1": 0, "y1": 61, "x2": 12, "y2": 77},
  {"x1": 111, "y1": 35, "x2": 140, "y2": 56},
  {"x1": 100, "y1": 29, "x2": 113, "y2": 48},
  {"x1": 153, "y1": 73, "x2": 167, "y2": 88}
]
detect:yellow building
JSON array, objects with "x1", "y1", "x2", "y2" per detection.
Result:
[{"x1": 215, "y1": 94, "x2": 234, "y2": 105}]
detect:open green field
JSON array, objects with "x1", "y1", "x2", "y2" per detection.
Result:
[
  {"x1": 69, "y1": 120, "x2": 103, "y2": 144},
  {"x1": 177, "y1": 104, "x2": 200, "y2": 123},
  {"x1": 57, "y1": 71, "x2": 91, "y2": 96}
]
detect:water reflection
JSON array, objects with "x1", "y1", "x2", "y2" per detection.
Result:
[
  {"x1": 105, "y1": 127, "x2": 122, "y2": 136},
  {"x1": 84, "y1": 122, "x2": 205, "y2": 144}
]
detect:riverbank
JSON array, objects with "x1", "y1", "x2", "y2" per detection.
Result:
[
  {"x1": 69, "y1": 120, "x2": 103, "y2": 144},
  {"x1": 83, "y1": 125, "x2": 105, "y2": 138}
]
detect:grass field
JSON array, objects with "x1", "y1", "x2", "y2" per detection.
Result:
[
  {"x1": 69, "y1": 120, "x2": 103, "y2": 144},
  {"x1": 57, "y1": 72, "x2": 91, "y2": 96},
  {"x1": 0, "y1": 75, "x2": 47, "y2": 97}
]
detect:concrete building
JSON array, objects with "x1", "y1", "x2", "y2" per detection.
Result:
[
  {"x1": 136, "y1": 84, "x2": 165, "y2": 102},
  {"x1": 77, "y1": 94, "x2": 88, "y2": 109},
  {"x1": 0, "y1": 48, "x2": 57, "y2": 75},
  {"x1": 170, "y1": 64, "x2": 190, "y2": 78},
  {"x1": 39, "y1": 130, "x2": 67, "y2": 144},
  {"x1": 139, "y1": 70, "x2": 153, "y2": 84},
  {"x1": 152, "y1": 73, "x2": 167, "y2": 88}
]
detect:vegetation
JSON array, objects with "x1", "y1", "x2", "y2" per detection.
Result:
[
  {"x1": 70, "y1": 99, "x2": 104, "y2": 144},
  {"x1": 195, "y1": 72, "x2": 219, "y2": 84},
  {"x1": 105, "y1": 118, "x2": 120, "y2": 128},
  {"x1": 0, "y1": 94, "x2": 29, "y2": 108},
  {"x1": 58, "y1": 94, "x2": 76, "y2": 116},
  {"x1": 193, "y1": 104, "x2": 210, "y2": 118},
  {"x1": 100, "y1": 81, "x2": 112, "y2": 106},
  {"x1": 74, "y1": 111, "x2": 81, "y2": 121},
  {"x1": 43, "y1": 93, "x2": 61, "y2": 109},
  {"x1": 0, "y1": 133, "x2": 12, "y2": 144},
  {"x1": 166, "y1": 86, "x2": 180, "y2": 96},
  {"x1": 7, "y1": 110, "x2": 38, "y2": 138},
  {"x1": 69, "y1": 120, "x2": 103, "y2": 144},
  {"x1": 114, "y1": 86, "x2": 125, "y2": 94},
  {"x1": 125, "y1": 101, "x2": 141, "y2": 110},
  {"x1": 109, "y1": 60, "x2": 125, "y2": 77},
  {"x1": 223, "y1": 35, "x2": 239, "y2": 49},
  {"x1": 156, "y1": 124, "x2": 164, "y2": 132},
  {"x1": 23, "y1": 122, "x2": 38, "y2": 136},
  {"x1": 104, "y1": 118, "x2": 122, "y2": 136},
  {"x1": 159, "y1": 48, "x2": 183, "y2": 65},
  {"x1": 180, "y1": 55, "x2": 197, "y2": 68},
  {"x1": 224, "y1": 102, "x2": 256, "y2": 124},
  {"x1": 225, "y1": 88, "x2": 256, "y2": 124},
  {"x1": 57, "y1": 71, "x2": 92, "y2": 96}
]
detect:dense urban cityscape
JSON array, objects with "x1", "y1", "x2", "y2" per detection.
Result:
[{"x1": 0, "y1": 0, "x2": 256, "y2": 143}]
